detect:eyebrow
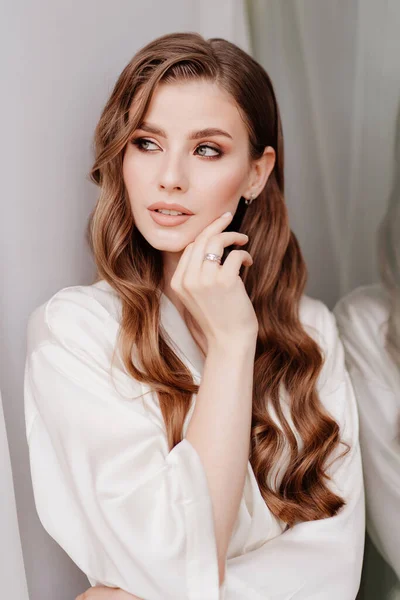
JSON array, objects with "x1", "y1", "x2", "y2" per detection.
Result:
[{"x1": 136, "y1": 121, "x2": 233, "y2": 141}]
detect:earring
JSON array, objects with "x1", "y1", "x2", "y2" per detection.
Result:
[{"x1": 245, "y1": 193, "x2": 255, "y2": 206}]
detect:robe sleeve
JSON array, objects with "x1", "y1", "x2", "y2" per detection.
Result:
[
  {"x1": 24, "y1": 287, "x2": 221, "y2": 600},
  {"x1": 222, "y1": 305, "x2": 366, "y2": 600}
]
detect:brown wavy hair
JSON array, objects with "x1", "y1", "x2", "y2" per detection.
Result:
[{"x1": 87, "y1": 31, "x2": 348, "y2": 527}]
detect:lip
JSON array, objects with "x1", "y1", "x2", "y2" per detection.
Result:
[
  {"x1": 148, "y1": 209, "x2": 193, "y2": 227},
  {"x1": 147, "y1": 202, "x2": 194, "y2": 215}
]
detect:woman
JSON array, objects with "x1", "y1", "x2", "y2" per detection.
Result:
[
  {"x1": 333, "y1": 108, "x2": 400, "y2": 599},
  {"x1": 24, "y1": 32, "x2": 364, "y2": 600}
]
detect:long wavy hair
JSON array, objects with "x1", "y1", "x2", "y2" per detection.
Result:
[
  {"x1": 87, "y1": 31, "x2": 348, "y2": 527},
  {"x1": 377, "y1": 102, "x2": 400, "y2": 371}
]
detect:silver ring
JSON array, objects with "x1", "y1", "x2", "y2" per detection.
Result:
[{"x1": 203, "y1": 253, "x2": 222, "y2": 264}]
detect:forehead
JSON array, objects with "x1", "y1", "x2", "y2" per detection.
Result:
[{"x1": 131, "y1": 79, "x2": 247, "y2": 138}]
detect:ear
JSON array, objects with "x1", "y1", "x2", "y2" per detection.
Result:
[{"x1": 243, "y1": 146, "x2": 276, "y2": 199}]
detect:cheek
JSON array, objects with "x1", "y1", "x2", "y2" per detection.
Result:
[
  {"x1": 123, "y1": 154, "x2": 147, "y2": 193},
  {"x1": 199, "y1": 165, "x2": 247, "y2": 210},
  {"x1": 122, "y1": 155, "x2": 157, "y2": 223}
]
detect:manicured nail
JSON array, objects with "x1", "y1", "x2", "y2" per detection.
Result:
[{"x1": 222, "y1": 211, "x2": 232, "y2": 217}]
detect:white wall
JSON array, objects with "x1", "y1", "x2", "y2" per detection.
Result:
[
  {"x1": 1, "y1": 2, "x2": 249, "y2": 599},
  {"x1": 0, "y1": 392, "x2": 29, "y2": 600}
]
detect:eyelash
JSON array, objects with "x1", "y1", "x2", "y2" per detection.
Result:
[{"x1": 130, "y1": 137, "x2": 223, "y2": 160}]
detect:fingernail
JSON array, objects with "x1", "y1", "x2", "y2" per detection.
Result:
[{"x1": 222, "y1": 211, "x2": 232, "y2": 217}]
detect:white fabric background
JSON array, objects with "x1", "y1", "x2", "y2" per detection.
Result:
[{"x1": 2, "y1": 0, "x2": 399, "y2": 598}]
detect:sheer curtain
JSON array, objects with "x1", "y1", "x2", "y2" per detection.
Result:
[
  {"x1": 246, "y1": 1, "x2": 400, "y2": 598},
  {"x1": 246, "y1": 0, "x2": 400, "y2": 308}
]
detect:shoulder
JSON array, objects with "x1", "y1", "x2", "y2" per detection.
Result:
[
  {"x1": 299, "y1": 293, "x2": 339, "y2": 351},
  {"x1": 299, "y1": 293, "x2": 346, "y2": 395},
  {"x1": 333, "y1": 283, "x2": 389, "y2": 334},
  {"x1": 26, "y1": 279, "x2": 122, "y2": 356},
  {"x1": 333, "y1": 284, "x2": 394, "y2": 380}
]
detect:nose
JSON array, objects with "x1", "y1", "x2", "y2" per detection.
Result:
[{"x1": 157, "y1": 151, "x2": 188, "y2": 194}]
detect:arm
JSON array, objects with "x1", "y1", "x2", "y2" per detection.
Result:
[
  {"x1": 24, "y1": 289, "x2": 222, "y2": 600},
  {"x1": 185, "y1": 336, "x2": 256, "y2": 586},
  {"x1": 166, "y1": 210, "x2": 258, "y2": 588},
  {"x1": 25, "y1": 213, "x2": 255, "y2": 600}
]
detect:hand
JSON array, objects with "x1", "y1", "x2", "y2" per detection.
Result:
[
  {"x1": 171, "y1": 211, "x2": 258, "y2": 346},
  {"x1": 76, "y1": 585, "x2": 143, "y2": 600}
]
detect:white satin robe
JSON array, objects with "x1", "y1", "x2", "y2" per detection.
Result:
[
  {"x1": 334, "y1": 284, "x2": 400, "y2": 598},
  {"x1": 24, "y1": 279, "x2": 365, "y2": 600}
]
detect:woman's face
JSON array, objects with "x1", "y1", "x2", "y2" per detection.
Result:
[{"x1": 123, "y1": 79, "x2": 257, "y2": 256}]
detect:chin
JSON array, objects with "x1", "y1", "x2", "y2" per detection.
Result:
[
  {"x1": 151, "y1": 241, "x2": 187, "y2": 253},
  {"x1": 140, "y1": 231, "x2": 191, "y2": 253}
]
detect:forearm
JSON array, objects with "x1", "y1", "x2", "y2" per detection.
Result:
[{"x1": 185, "y1": 336, "x2": 256, "y2": 586}]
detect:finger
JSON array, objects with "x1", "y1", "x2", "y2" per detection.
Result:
[
  {"x1": 220, "y1": 249, "x2": 253, "y2": 278},
  {"x1": 201, "y1": 232, "x2": 248, "y2": 271},
  {"x1": 184, "y1": 212, "x2": 233, "y2": 274},
  {"x1": 172, "y1": 214, "x2": 241, "y2": 292},
  {"x1": 170, "y1": 242, "x2": 195, "y2": 292},
  {"x1": 192, "y1": 232, "x2": 249, "y2": 273},
  {"x1": 205, "y1": 231, "x2": 249, "y2": 253},
  {"x1": 174, "y1": 230, "x2": 241, "y2": 283},
  {"x1": 195, "y1": 211, "x2": 233, "y2": 243}
]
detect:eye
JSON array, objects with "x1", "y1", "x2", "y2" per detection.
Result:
[
  {"x1": 195, "y1": 144, "x2": 222, "y2": 159},
  {"x1": 131, "y1": 137, "x2": 160, "y2": 152}
]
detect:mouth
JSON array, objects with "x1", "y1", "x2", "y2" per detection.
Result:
[{"x1": 148, "y1": 208, "x2": 193, "y2": 227}]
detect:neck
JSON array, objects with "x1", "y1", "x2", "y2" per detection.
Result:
[{"x1": 161, "y1": 249, "x2": 186, "y2": 319}]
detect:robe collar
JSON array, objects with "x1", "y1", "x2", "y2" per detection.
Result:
[
  {"x1": 160, "y1": 292, "x2": 205, "y2": 380},
  {"x1": 95, "y1": 279, "x2": 205, "y2": 379}
]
